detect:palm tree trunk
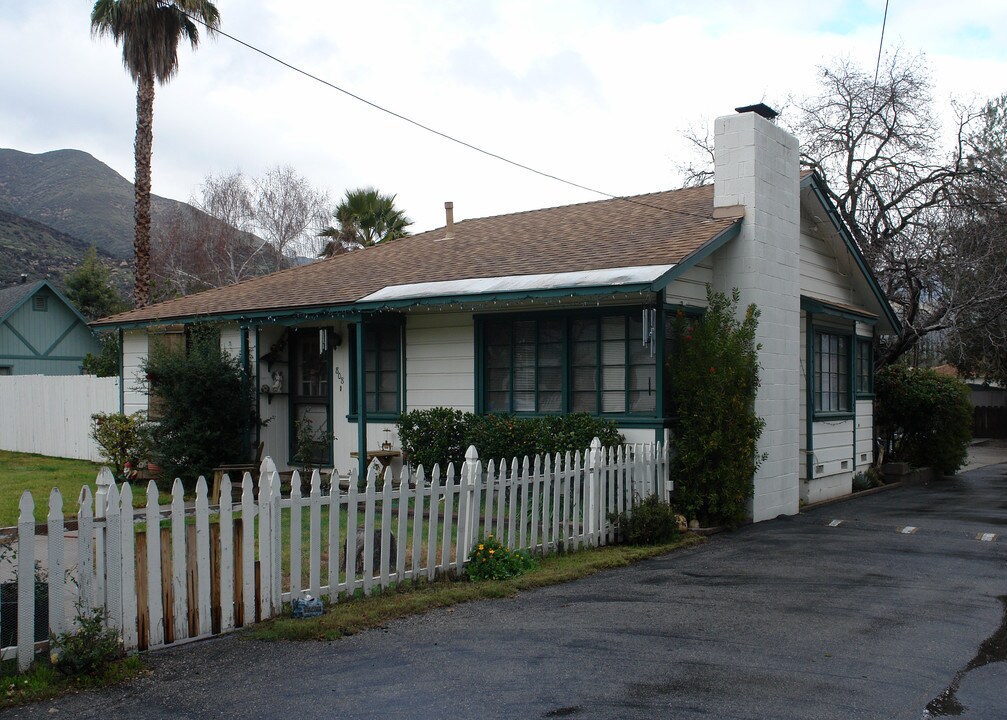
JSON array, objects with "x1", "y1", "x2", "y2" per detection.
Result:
[{"x1": 133, "y1": 73, "x2": 155, "y2": 308}]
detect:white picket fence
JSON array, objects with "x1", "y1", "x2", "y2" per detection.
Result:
[
  {"x1": 0, "y1": 439, "x2": 669, "y2": 672},
  {"x1": 0, "y1": 375, "x2": 119, "y2": 461}
]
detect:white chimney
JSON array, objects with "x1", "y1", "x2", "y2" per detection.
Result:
[{"x1": 712, "y1": 103, "x2": 801, "y2": 522}]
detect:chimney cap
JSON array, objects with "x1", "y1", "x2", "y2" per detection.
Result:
[{"x1": 734, "y1": 103, "x2": 779, "y2": 120}]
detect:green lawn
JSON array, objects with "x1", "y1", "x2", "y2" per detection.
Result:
[{"x1": 0, "y1": 451, "x2": 104, "y2": 527}]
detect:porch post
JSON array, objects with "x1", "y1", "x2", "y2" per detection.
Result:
[
  {"x1": 240, "y1": 325, "x2": 251, "y2": 459},
  {"x1": 356, "y1": 321, "x2": 368, "y2": 480}
]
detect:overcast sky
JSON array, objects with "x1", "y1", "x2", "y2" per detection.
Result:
[{"x1": 2, "y1": 1, "x2": 1005, "y2": 238}]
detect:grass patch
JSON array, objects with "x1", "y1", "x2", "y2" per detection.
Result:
[
  {"x1": 249, "y1": 535, "x2": 705, "y2": 642},
  {"x1": 0, "y1": 655, "x2": 147, "y2": 709},
  {"x1": 0, "y1": 451, "x2": 102, "y2": 527}
]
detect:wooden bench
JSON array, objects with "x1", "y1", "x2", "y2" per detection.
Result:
[{"x1": 210, "y1": 442, "x2": 265, "y2": 504}]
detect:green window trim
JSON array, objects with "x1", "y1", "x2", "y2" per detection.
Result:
[
  {"x1": 476, "y1": 307, "x2": 660, "y2": 420},
  {"x1": 811, "y1": 326, "x2": 854, "y2": 419},
  {"x1": 855, "y1": 337, "x2": 874, "y2": 397},
  {"x1": 348, "y1": 320, "x2": 403, "y2": 422}
]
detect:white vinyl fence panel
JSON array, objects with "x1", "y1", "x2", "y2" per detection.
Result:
[
  {"x1": 0, "y1": 375, "x2": 119, "y2": 460},
  {"x1": 0, "y1": 439, "x2": 670, "y2": 673}
]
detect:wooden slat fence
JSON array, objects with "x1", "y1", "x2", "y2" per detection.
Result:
[{"x1": 0, "y1": 438, "x2": 669, "y2": 672}]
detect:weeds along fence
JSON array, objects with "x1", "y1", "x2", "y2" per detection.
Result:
[{"x1": 1, "y1": 439, "x2": 669, "y2": 673}]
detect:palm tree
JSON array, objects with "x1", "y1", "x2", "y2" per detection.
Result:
[
  {"x1": 318, "y1": 187, "x2": 412, "y2": 257},
  {"x1": 91, "y1": 0, "x2": 220, "y2": 307}
]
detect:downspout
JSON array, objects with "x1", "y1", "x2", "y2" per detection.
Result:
[
  {"x1": 805, "y1": 313, "x2": 815, "y2": 484},
  {"x1": 356, "y1": 321, "x2": 368, "y2": 481},
  {"x1": 654, "y1": 293, "x2": 665, "y2": 445},
  {"x1": 118, "y1": 328, "x2": 125, "y2": 414}
]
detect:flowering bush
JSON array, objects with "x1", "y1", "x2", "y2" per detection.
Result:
[
  {"x1": 90, "y1": 412, "x2": 152, "y2": 480},
  {"x1": 466, "y1": 534, "x2": 538, "y2": 581},
  {"x1": 668, "y1": 288, "x2": 766, "y2": 527}
]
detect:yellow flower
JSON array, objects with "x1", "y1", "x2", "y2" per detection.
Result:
[
  {"x1": 478, "y1": 544, "x2": 484, "y2": 551},
  {"x1": 488, "y1": 549, "x2": 495, "y2": 555}
]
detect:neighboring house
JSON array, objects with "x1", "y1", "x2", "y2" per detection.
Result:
[
  {"x1": 93, "y1": 105, "x2": 900, "y2": 522},
  {"x1": 0, "y1": 278, "x2": 101, "y2": 375}
]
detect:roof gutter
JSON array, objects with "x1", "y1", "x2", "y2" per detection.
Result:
[{"x1": 90, "y1": 282, "x2": 659, "y2": 331}]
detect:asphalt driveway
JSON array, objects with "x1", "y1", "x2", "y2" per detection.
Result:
[{"x1": 11, "y1": 461, "x2": 1007, "y2": 720}]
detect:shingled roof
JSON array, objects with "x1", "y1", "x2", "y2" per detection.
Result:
[{"x1": 94, "y1": 184, "x2": 739, "y2": 327}]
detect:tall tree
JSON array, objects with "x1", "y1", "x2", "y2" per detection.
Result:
[
  {"x1": 318, "y1": 187, "x2": 412, "y2": 257},
  {"x1": 939, "y1": 95, "x2": 1007, "y2": 384},
  {"x1": 252, "y1": 166, "x2": 330, "y2": 267},
  {"x1": 90, "y1": 0, "x2": 220, "y2": 308},
  {"x1": 63, "y1": 245, "x2": 128, "y2": 320},
  {"x1": 792, "y1": 52, "x2": 996, "y2": 367},
  {"x1": 676, "y1": 53, "x2": 1003, "y2": 368}
]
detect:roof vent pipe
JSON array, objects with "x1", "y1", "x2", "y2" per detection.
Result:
[
  {"x1": 20, "y1": 273, "x2": 27, "y2": 284},
  {"x1": 444, "y1": 201, "x2": 454, "y2": 240}
]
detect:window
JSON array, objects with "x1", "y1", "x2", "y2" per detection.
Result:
[
  {"x1": 856, "y1": 338, "x2": 873, "y2": 396},
  {"x1": 146, "y1": 326, "x2": 185, "y2": 419},
  {"x1": 814, "y1": 330, "x2": 851, "y2": 415},
  {"x1": 0, "y1": 366, "x2": 11, "y2": 376},
  {"x1": 481, "y1": 311, "x2": 656, "y2": 417},
  {"x1": 32, "y1": 295, "x2": 47, "y2": 312},
  {"x1": 290, "y1": 328, "x2": 333, "y2": 465},
  {"x1": 349, "y1": 323, "x2": 401, "y2": 418}
]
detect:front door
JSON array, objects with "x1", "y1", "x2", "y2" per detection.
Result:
[{"x1": 290, "y1": 328, "x2": 333, "y2": 467}]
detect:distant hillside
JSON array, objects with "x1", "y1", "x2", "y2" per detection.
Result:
[
  {"x1": 0, "y1": 210, "x2": 130, "y2": 293},
  {"x1": 0, "y1": 148, "x2": 194, "y2": 259}
]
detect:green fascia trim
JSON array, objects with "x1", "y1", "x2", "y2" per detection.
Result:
[
  {"x1": 800, "y1": 174, "x2": 902, "y2": 334},
  {"x1": 800, "y1": 296, "x2": 877, "y2": 325},
  {"x1": 92, "y1": 284, "x2": 657, "y2": 332},
  {"x1": 650, "y1": 221, "x2": 742, "y2": 291},
  {"x1": 0, "y1": 354, "x2": 87, "y2": 362},
  {"x1": 1, "y1": 321, "x2": 41, "y2": 356},
  {"x1": 42, "y1": 319, "x2": 83, "y2": 357}
]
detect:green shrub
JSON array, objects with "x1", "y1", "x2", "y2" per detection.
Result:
[
  {"x1": 397, "y1": 409, "x2": 625, "y2": 471},
  {"x1": 607, "y1": 495, "x2": 680, "y2": 545},
  {"x1": 668, "y1": 288, "x2": 766, "y2": 527},
  {"x1": 89, "y1": 412, "x2": 152, "y2": 480},
  {"x1": 50, "y1": 607, "x2": 123, "y2": 676},
  {"x1": 464, "y1": 414, "x2": 540, "y2": 464},
  {"x1": 141, "y1": 325, "x2": 255, "y2": 487},
  {"x1": 466, "y1": 534, "x2": 537, "y2": 581},
  {"x1": 396, "y1": 407, "x2": 469, "y2": 472},
  {"x1": 534, "y1": 414, "x2": 623, "y2": 458},
  {"x1": 875, "y1": 364, "x2": 972, "y2": 474},
  {"x1": 82, "y1": 333, "x2": 121, "y2": 378}
]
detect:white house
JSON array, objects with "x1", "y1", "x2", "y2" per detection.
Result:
[{"x1": 94, "y1": 104, "x2": 899, "y2": 522}]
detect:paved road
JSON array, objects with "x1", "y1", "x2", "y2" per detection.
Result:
[{"x1": 11, "y1": 463, "x2": 1007, "y2": 720}]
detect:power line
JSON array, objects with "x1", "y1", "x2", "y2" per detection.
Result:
[
  {"x1": 177, "y1": 10, "x2": 716, "y2": 223},
  {"x1": 870, "y1": 0, "x2": 890, "y2": 106}
]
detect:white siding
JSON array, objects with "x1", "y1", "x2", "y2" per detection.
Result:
[
  {"x1": 664, "y1": 262, "x2": 713, "y2": 306},
  {"x1": 405, "y1": 312, "x2": 474, "y2": 412},
  {"x1": 122, "y1": 330, "x2": 148, "y2": 416},
  {"x1": 800, "y1": 220, "x2": 855, "y2": 305}
]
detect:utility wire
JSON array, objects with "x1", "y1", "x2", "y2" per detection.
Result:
[
  {"x1": 178, "y1": 10, "x2": 716, "y2": 223},
  {"x1": 870, "y1": 0, "x2": 890, "y2": 107}
]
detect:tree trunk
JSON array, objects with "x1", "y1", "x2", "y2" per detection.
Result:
[{"x1": 133, "y1": 74, "x2": 155, "y2": 308}]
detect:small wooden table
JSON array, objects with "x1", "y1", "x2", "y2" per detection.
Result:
[{"x1": 350, "y1": 449, "x2": 401, "y2": 472}]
